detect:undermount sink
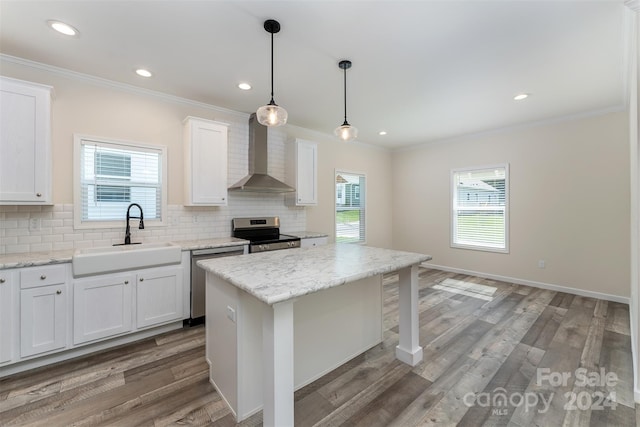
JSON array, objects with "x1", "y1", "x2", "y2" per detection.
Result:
[{"x1": 72, "y1": 242, "x2": 182, "y2": 276}]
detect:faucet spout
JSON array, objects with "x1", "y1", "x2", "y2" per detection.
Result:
[{"x1": 124, "y1": 203, "x2": 144, "y2": 245}]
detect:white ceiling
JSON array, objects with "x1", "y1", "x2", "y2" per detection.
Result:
[{"x1": 0, "y1": 1, "x2": 629, "y2": 148}]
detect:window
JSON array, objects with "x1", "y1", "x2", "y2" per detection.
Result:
[
  {"x1": 74, "y1": 135, "x2": 167, "y2": 229},
  {"x1": 336, "y1": 171, "x2": 366, "y2": 243},
  {"x1": 451, "y1": 165, "x2": 508, "y2": 252}
]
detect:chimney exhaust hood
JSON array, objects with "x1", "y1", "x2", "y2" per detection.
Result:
[{"x1": 228, "y1": 113, "x2": 295, "y2": 193}]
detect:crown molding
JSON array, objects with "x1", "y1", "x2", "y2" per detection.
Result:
[
  {"x1": 626, "y1": 0, "x2": 640, "y2": 12},
  {"x1": 396, "y1": 105, "x2": 627, "y2": 152},
  {"x1": 0, "y1": 54, "x2": 249, "y2": 119}
]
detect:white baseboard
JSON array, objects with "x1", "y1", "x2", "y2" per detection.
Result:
[{"x1": 422, "y1": 263, "x2": 630, "y2": 305}]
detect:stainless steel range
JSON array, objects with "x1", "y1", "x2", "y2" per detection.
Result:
[{"x1": 232, "y1": 217, "x2": 300, "y2": 253}]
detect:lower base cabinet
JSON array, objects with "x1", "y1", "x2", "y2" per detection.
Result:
[
  {"x1": 73, "y1": 273, "x2": 134, "y2": 345},
  {"x1": 136, "y1": 267, "x2": 183, "y2": 329},
  {"x1": 0, "y1": 271, "x2": 14, "y2": 364},
  {"x1": 20, "y1": 284, "x2": 67, "y2": 357},
  {"x1": 73, "y1": 265, "x2": 183, "y2": 345},
  {"x1": 0, "y1": 261, "x2": 185, "y2": 375}
]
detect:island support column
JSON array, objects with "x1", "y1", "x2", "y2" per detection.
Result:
[
  {"x1": 395, "y1": 264, "x2": 423, "y2": 366},
  {"x1": 262, "y1": 299, "x2": 295, "y2": 427}
]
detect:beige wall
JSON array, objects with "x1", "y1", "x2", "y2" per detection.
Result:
[
  {"x1": 0, "y1": 60, "x2": 248, "y2": 206},
  {"x1": 284, "y1": 127, "x2": 393, "y2": 248},
  {"x1": 392, "y1": 111, "x2": 630, "y2": 298},
  {"x1": 0, "y1": 58, "x2": 394, "y2": 249},
  {"x1": 3, "y1": 58, "x2": 630, "y2": 296}
]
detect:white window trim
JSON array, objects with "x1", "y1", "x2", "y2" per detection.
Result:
[
  {"x1": 334, "y1": 169, "x2": 367, "y2": 245},
  {"x1": 73, "y1": 134, "x2": 168, "y2": 230},
  {"x1": 450, "y1": 163, "x2": 509, "y2": 253}
]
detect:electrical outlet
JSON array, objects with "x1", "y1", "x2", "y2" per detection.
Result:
[
  {"x1": 226, "y1": 306, "x2": 236, "y2": 323},
  {"x1": 29, "y1": 218, "x2": 41, "y2": 232},
  {"x1": 538, "y1": 260, "x2": 546, "y2": 269}
]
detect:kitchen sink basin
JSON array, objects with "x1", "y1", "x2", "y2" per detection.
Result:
[{"x1": 72, "y1": 242, "x2": 182, "y2": 276}]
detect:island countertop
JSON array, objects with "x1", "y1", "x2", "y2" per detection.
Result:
[{"x1": 198, "y1": 243, "x2": 431, "y2": 305}]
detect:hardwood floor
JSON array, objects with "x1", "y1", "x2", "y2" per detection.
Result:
[{"x1": 1, "y1": 267, "x2": 638, "y2": 426}]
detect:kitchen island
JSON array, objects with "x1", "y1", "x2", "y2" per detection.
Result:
[{"x1": 198, "y1": 243, "x2": 431, "y2": 427}]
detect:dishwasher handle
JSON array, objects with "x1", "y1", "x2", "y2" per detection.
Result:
[{"x1": 192, "y1": 245, "x2": 246, "y2": 257}]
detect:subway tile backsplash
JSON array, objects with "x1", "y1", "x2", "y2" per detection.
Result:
[
  {"x1": 0, "y1": 124, "x2": 306, "y2": 255},
  {"x1": 0, "y1": 199, "x2": 306, "y2": 255}
]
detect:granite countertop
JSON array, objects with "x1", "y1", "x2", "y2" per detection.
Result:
[
  {"x1": 170, "y1": 237, "x2": 249, "y2": 251},
  {"x1": 198, "y1": 243, "x2": 432, "y2": 305},
  {"x1": 284, "y1": 231, "x2": 328, "y2": 239},
  {"x1": 0, "y1": 237, "x2": 250, "y2": 270}
]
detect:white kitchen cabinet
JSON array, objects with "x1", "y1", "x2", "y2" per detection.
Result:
[
  {"x1": 300, "y1": 236, "x2": 328, "y2": 248},
  {"x1": 0, "y1": 76, "x2": 53, "y2": 204},
  {"x1": 73, "y1": 273, "x2": 134, "y2": 345},
  {"x1": 19, "y1": 265, "x2": 69, "y2": 358},
  {"x1": 0, "y1": 271, "x2": 15, "y2": 364},
  {"x1": 183, "y1": 117, "x2": 229, "y2": 206},
  {"x1": 286, "y1": 139, "x2": 318, "y2": 206},
  {"x1": 136, "y1": 265, "x2": 183, "y2": 329}
]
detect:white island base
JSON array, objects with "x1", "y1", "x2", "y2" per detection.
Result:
[
  {"x1": 206, "y1": 273, "x2": 384, "y2": 422},
  {"x1": 200, "y1": 244, "x2": 429, "y2": 427}
]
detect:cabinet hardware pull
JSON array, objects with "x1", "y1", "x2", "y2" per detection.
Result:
[
  {"x1": 40, "y1": 275, "x2": 47, "y2": 280},
  {"x1": 124, "y1": 280, "x2": 129, "y2": 285},
  {"x1": 36, "y1": 193, "x2": 42, "y2": 197},
  {"x1": 140, "y1": 278, "x2": 144, "y2": 282},
  {"x1": 0, "y1": 278, "x2": 5, "y2": 284},
  {"x1": 56, "y1": 290, "x2": 62, "y2": 295}
]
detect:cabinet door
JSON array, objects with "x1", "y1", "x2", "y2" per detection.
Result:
[
  {"x1": 136, "y1": 266, "x2": 183, "y2": 329},
  {"x1": 0, "y1": 272, "x2": 14, "y2": 364},
  {"x1": 296, "y1": 140, "x2": 318, "y2": 205},
  {"x1": 73, "y1": 273, "x2": 134, "y2": 345},
  {"x1": 20, "y1": 284, "x2": 67, "y2": 357},
  {"x1": 184, "y1": 118, "x2": 228, "y2": 206},
  {"x1": 0, "y1": 77, "x2": 52, "y2": 204}
]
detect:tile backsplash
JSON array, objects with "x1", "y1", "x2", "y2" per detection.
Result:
[
  {"x1": 0, "y1": 197, "x2": 306, "y2": 255},
  {"x1": 0, "y1": 116, "x2": 308, "y2": 255}
]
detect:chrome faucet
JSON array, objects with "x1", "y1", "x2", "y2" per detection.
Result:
[{"x1": 124, "y1": 203, "x2": 144, "y2": 245}]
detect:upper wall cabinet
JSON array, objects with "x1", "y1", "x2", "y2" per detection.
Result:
[
  {"x1": 286, "y1": 139, "x2": 318, "y2": 206},
  {"x1": 183, "y1": 117, "x2": 229, "y2": 206},
  {"x1": 0, "y1": 76, "x2": 53, "y2": 205}
]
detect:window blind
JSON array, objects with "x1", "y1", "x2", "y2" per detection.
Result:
[
  {"x1": 452, "y1": 166, "x2": 508, "y2": 252},
  {"x1": 80, "y1": 140, "x2": 162, "y2": 222},
  {"x1": 335, "y1": 171, "x2": 366, "y2": 243}
]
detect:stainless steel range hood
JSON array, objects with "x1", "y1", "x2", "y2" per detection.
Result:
[{"x1": 228, "y1": 113, "x2": 295, "y2": 193}]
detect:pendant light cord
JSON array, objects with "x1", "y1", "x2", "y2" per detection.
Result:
[
  {"x1": 270, "y1": 31, "x2": 275, "y2": 104},
  {"x1": 342, "y1": 66, "x2": 348, "y2": 125}
]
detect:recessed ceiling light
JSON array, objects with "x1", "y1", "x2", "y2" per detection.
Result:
[
  {"x1": 47, "y1": 20, "x2": 79, "y2": 36},
  {"x1": 238, "y1": 82, "x2": 252, "y2": 90},
  {"x1": 379, "y1": 131, "x2": 387, "y2": 136},
  {"x1": 135, "y1": 69, "x2": 153, "y2": 78},
  {"x1": 513, "y1": 93, "x2": 529, "y2": 101}
]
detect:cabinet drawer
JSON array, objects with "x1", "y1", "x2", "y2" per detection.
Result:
[{"x1": 20, "y1": 265, "x2": 67, "y2": 289}]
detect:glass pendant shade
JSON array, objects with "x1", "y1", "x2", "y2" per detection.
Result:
[
  {"x1": 257, "y1": 19, "x2": 287, "y2": 127},
  {"x1": 336, "y1": 60, "x2": 357, "y2": 142},
  {"x1": 257, "y1": 102, "x2": 288, "y2": 127},
  {"x1": 334, "y1": 123, "x2": 358, "y2": 141}
]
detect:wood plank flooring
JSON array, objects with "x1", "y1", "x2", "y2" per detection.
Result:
[{"x1": 1, "y1": 267, "x2": 638, "y2": 426}]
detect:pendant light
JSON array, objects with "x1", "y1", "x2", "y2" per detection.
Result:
[
  {"x1": 256, "y1": 19, "x2": 288, "y2": 127},
  {"x1": 334, "y1": 60, "x2": 358, "y2": 141}
]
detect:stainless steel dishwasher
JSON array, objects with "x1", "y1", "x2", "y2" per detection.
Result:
[{"x1": 188, "y1": 245, "x2": 246, "y2": 325}]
